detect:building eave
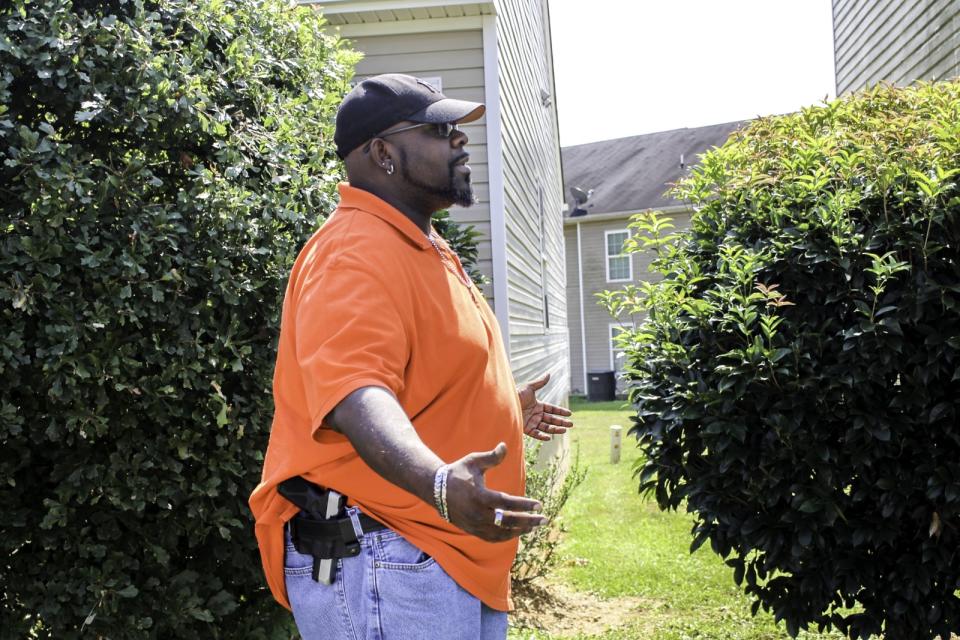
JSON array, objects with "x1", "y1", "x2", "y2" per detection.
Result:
[
  {"x1": 563, "y1": 204, "x2": 693, "y2": 227},
  {"x1": 298, "y1": 0, "x2": 496, "y2": 25}
]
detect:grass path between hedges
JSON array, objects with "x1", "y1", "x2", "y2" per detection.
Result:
[{"x1": 507, "y1": 398, "x2": 846, "y2": 640}]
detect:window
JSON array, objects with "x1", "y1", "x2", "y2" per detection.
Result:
[
  {"x1": 605, "y1": 229, "x2": 632, "y2": 282},
  {"x1": 609, "y1": 323, "x2": 626, "y2": 372}
]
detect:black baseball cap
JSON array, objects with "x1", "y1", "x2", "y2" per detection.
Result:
[{"x1": 334, "y1": 73, "x2": 485, "y2": 159}]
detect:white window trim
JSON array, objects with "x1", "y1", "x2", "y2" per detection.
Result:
[
  {"x1": 609, "y1": 323, "x2": 625, "y2": 371},
  {"x1": 605, "y1": 229, "x2": 633, "y2": 283}
]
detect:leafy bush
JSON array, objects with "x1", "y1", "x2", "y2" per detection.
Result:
[
  {"x1": 604, "y1": 81, "x2": 960, "y2": 640},
  {"x1": 433, "y1": 209, "x2": 487, "y2": 285},
  {"x1": 0, "y1": 1, "x2": 357, "y2": 637},
  {"x1": 512, "y1": 443, "x2": 585, "y2": 585}
]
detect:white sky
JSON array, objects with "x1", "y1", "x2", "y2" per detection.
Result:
[{"x1": 549, "y1": 0, "x2": 837, "y2": 147}]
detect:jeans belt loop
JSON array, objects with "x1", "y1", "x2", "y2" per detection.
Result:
[{"x1": 347, "y1": 507, "x2": 364, "y2": 541}]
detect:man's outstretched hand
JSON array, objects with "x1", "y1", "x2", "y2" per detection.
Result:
[
  {"x1": 445, "y1": 442, "x2": 547, "y2": 542},
  {"x1": 518, "y1": 373, "x2": 574, "y2": 442}
]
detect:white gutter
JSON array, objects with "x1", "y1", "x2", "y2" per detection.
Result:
[
  {"x1": 299, "y1": 0, "x2": 492, "y2": 10},
  {"x1": 332, "y1": 17, "x2": 483, "y2": 36},
  {"x1": 563, "y1": 203, "x2": 693, "y2": 226},
  {"x1": 576, "y1": 221, "x2": 587, "y2": 395},
  {"x1": 482, "y1": 14, "x2": 510, "y2": 357}
]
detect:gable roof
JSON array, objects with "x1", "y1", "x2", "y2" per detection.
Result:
[{"x1": 561, "y1": 120, "x2": 745, "y2": 217}]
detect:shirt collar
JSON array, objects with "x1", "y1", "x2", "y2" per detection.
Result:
[{"x1": 337, "y1": 182, "x2": 433, "y2": 251}]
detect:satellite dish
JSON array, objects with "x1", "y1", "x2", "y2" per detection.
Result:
[
  {"x1": 570, "y1": 186, "x2": 590, "y2": 205},
  {"x1": 569, "y1": 186, "x2": 594, "y2": 217}
]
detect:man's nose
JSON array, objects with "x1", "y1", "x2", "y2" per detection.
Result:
[{"x1": 451, "y1": 128, "x2": 469, "y2": 147}]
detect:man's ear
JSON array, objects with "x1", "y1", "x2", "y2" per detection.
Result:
[{"x1": 367, "y1": 139, "x2": 394, "y2": 172}]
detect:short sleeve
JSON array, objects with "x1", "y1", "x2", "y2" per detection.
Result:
[{"x1": 295, "y1": 256, "x2": 410, "y2": 439}]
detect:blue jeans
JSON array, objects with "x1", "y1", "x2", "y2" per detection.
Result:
[{"x1": 284, "y1": 507, "x2": 508, "y2": 640}]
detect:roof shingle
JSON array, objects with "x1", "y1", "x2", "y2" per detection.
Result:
[{"x1": 561, "y1": 120, "x2": 745, "y2": 216}]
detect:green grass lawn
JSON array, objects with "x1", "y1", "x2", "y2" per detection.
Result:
[{"x1": 508, "y1": 398, "x2": 845, "y2": 640}]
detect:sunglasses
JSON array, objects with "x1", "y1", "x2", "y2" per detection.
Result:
[{"x1": 362, "y1": 122, "x2": 461, "y2": 153}]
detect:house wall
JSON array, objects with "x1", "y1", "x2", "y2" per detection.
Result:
[
  {"x1": 493, "y1": 0, "x2": 569, "y2": 407},
  {"x1": 323, "y1": 1, "x2": 570, "y2": 425},
  {"x1": 834, "y1": 0, "x2": 960, "y2": 95},
  {"x1": 344, "y1": 29, "x2": 498, "y2": 305},
  {"x1": 564, "y1": 224, "x2": 585, "y2": 394},
  {"x1": 565, "y1": 211, "x2": 693, "y2": 396}
]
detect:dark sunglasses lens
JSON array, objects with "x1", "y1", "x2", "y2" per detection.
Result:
[{"x1": 437, "y1": 123, "x2": 458, "y2": 137}]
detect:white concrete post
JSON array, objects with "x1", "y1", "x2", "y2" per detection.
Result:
[{"x1": 610, "y1": 424, "x2": 622, "y2": 464}]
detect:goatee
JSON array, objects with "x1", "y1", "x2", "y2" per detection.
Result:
[
  {"x1": 399, "y1": 149, "x2": 476, "y2": 207},
  {"x1": 450, "y1": 177, "x2": 475, "y2": 207}
]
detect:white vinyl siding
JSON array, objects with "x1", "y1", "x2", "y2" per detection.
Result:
[
  {"x1": 344, "y1": 29, "x2": 495, "y2": 305},
  {"x1": 565, "y1": 212, "x2": 694, "y2": 395},
  {"x1": 537, "y1": 183, "x2": 549, "y2": 331},
  {"x1": 565, "y1": 226, "x2": 585, "y2": 393},
  {"x1": 605, "y1": 229, "x2": 631, "y2": 282},
  {"x1": 496, "y1": 0, "x2": 568, "y2": 407},
  {"x1": 316, "y1": 0, "x2": 569, "y2": 410},
  {"x1": 833, "y1": 0, "x2": 960, "y2": 95},
  {"x1": 609, "y1": 323, "x2": 626, "y2": 372}
]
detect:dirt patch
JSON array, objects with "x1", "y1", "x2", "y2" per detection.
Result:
[{"x1": 510, "y1": 576, "x2": 658, "y2": 638}]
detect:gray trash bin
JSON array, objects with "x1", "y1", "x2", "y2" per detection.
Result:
[{"x1": 587, "y1": 370, "x2": 616, "y2": 401}]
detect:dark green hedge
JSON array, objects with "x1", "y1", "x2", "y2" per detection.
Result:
[
  {"x1": 0, "y1": 1, "x2": 357, "y2": 637},
  {"x1": 432, "y1": 209, "x2": 487, "y2": 286},
  {"x1": 606, "y1": 81, "x2": 960, "y2": 640}
]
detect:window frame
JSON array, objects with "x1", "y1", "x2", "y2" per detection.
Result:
[{"x1": 604, "y1": 228, "x2": 633, "y2": 283}]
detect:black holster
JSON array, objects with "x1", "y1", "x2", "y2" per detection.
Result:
[
  {"x1": 279, "y1": 477, "x2": 360, "y2": 583},
  {"x1": 288, "y1": 512, "x2": 361, "y2": 569}
]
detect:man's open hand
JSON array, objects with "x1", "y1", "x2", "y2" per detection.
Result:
[
  {"x1": 445, "y1": 443, "x2": 547, "y2": 542},
  {"x1": 518, "y1": 373, "x2": 574, "y2": 442}
]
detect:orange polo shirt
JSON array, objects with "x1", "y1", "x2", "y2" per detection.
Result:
[{"x1": 249, "y1": 183, "x2": 525, "y2": 612}]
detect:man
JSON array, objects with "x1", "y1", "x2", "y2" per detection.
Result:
[{"x1": 249, "y1": 73, "x2": 573, "y2": 639}]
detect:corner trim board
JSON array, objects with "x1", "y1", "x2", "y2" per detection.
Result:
[{"x1": 482, "y1": 14, "x2": 510, "y2": 359}]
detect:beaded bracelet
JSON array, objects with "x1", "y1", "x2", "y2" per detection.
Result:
[{"x1": 433, "y1": 464, "x2": 451, "y2": 521}]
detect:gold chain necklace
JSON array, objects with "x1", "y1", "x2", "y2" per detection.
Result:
[{"x1": 426, "y1": 232, "x2": 473, "y2": 289}]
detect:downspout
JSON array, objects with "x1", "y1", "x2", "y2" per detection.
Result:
[{"x1": 577, "y1": 221, "x2": 587, "y2": 395}]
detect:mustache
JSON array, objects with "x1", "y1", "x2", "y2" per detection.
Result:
[{"x1": 450, "y1": 153, "x2": 470, "y2": 167}]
